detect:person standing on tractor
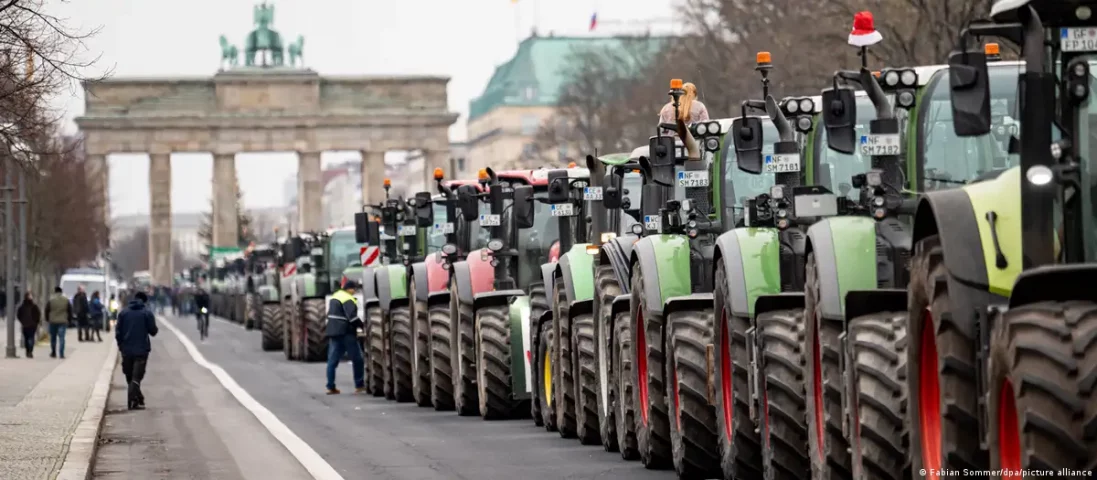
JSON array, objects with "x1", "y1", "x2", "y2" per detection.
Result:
[
  {"x1": 658, "y1": 81, "x2": 708, "y2": 134},
  {"x1": 324, "y1": 279, "x2": 365, "y2": 395}
]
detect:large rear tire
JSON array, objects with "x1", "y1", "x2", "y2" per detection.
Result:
[
  {"x1": 245, "y1": 293, "x2": 258, "y2": 330},
  {"x1": 757, "y1": 309, "x2": 810, "y2": 480},
  {"x1": 573, "y1": 310, "x2": 601, "y2": 445},
  {"x1": 713, "y1": 263, "x2": 763, "y2": 479},
  {"x1": 476, "y1": 304, "x2": 519, "y2": 419},
  {"x1": 390, "y1": 305, "x2": 415, "y2": 402},
  {"x1": 593, "y1": 263, "x2": 621, "y2": 452},
  {"x1": 429, "y1": 302, "x2": 456, "y2": 411},
  {"x1": 631, "y1": 265, "x2": 672, "y2": 469},
  {"x1": 282, "y1": 301, "x2": 295, "y2": 360},
  {"x1": 452, "y1": 282, "x2": 478, "y2": 416},
  {"x1": 261, "y1": 303, "x2": 282, "y2": 351},
  {"x1": 553, "y1": 277, "x2": 578, "y2": 438},
  {"x1": 529, "y1": 282, "x2": 550, "y2": 425},
  {"x1": 537, "y1": 318, "x2": 558, "y2": 431},
  {"x1": 848, "y1": 312, "x2": 909, "y2": 480},
  {"x1": 613, "y1": 308, "x2": 640, "y2": 460},
  {"x1": 303, "y1": 299, "x2": 327, "y2": 362},
  {"x1": 410, "y1": 282, "x2": 432, "y2": 407},
  {"x1": 367, "y1": 305, "x2": 386, "y2": 397},
  {"x1": 906, "y1": 236, "x2": 985, "y2": 475},
  {"x1": 987, "y1": 301, "x2": 1095, "y2": 475},
  {"x1": 804, "y1": 253, "x2": 851, "y2": 478},
  {"x1": 665, "y1": 308, "x2": 720, "y2": 478}
]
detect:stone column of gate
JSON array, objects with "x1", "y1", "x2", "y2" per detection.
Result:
[
  {"x1": 211, "y1": 153, "x2": 239, "y2": 247},
  {"x1": 297, "y1": 151, "x2": 323, "y2": 232},
  {"x1": 360, "y1": 150, "x2": 386, "y2": 207},
  {"x1": 147, "y1": 153, "x2": 173, "y2": 286},
  {"x1": 85, "y1": 153, "x2": 110, "y2": 228}
]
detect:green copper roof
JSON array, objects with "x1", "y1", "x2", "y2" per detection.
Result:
[{"x1": 469, "y1": 35, "x2": 669, "y2": 121}]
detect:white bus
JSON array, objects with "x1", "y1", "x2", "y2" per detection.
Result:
[{"x1": 59, "y1": 268, "x2": 108, "y2": 299}]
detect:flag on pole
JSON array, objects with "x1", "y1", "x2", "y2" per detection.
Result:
[{"x1": 589, "y1": 12, "x2": 598, "y2": 31}]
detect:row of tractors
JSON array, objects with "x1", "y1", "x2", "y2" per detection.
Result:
[{"x1": 233, "y1": 4, "x2": 1095, "y2": 479}]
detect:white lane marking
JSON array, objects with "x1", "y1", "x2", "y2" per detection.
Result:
[{"x1": 161, "y1": 317, "x2": 345, "y2": 480}]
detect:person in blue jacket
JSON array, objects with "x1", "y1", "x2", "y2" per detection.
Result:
[
  {"x1": 116, "y1": 291, "x2": 159, "y2": 409},
  {"x1": 88, "y1": 291, "x2": 106, "y2": 342},
  {"x1": 325, "y1": 280, "x2": 364, "y2": 394}
]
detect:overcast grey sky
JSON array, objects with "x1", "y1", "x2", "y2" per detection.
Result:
[{"x1": 48, "y1": 0, "x2": 679, "y2": 216}]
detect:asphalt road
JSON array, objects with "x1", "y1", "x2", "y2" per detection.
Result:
[{"x1": 112, "y1": 313, "x2": 671, "y2": 480}]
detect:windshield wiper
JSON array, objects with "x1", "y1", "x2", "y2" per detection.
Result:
[{"x1": 925, "y1": 176, "x2": 967, "y2": 185}]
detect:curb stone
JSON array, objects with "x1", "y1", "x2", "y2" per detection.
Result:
[{"x1": 56, "y1": 342, "x2": 119, "y2": 480}]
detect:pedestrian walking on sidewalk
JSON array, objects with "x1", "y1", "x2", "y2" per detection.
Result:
[
  {"x1": 89, "y1": 291, "x2": 105, "y2": 342},
  {"x1": 116, "y1": 291, "x2": 159, "y2": 410},
  {"x1": 17, "y1": 291, "x2": 41, "y2": 358},
  {"x1": 73, "y1": 286, "x2": 90, "y2": 342},
  {"x1": 325, "y1": 280, "x2": 365, "y2": 395},
  {"x1": 44, "y1": 287, "x2": 71, "y2": 358}
]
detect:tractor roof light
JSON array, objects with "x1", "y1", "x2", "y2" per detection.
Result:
[
  {"x1": 478, "y1": 168, "x2": 489, "y2": 180},
  {"x1": 756, "y1": 51, "x2": 772, "y2": 68},
  {"x1": 568, "y1": 161, "x2": 577, "y2": 168},
  {"x1": 985, "y1": 42, "x2": 1001, "y2": 61},
  {"x1": 383, "y1": 178, "x2": 392, "y2": 188},
  {"x1": 433, "y1": 167, "x2": 445, "y2": 180},
  {"x1": 670, "y1": 78, "x2": 683, "y2": 89}
]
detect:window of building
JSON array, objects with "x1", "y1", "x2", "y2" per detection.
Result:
[
  {"x1": 524, "y1": 86, "x2": 537, "y2": 100},
  {"x1": 521, "y1": 115, "x2": 540, "y2": 135},
  {"x1": 456, "y1": 158, "x2": 466, "y2": 171},
  {"x1": 522, "y1": 143, "x2": 536, "y2": 158},
  {"x1": 558, "y1": 144, "x2": 568, "y2": 161}
]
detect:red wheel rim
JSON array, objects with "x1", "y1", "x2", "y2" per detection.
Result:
[
  {"x1": 720, "y1": 308, "x2": 734, "y2": 436},
  {"x1": 636, "y1": 309, "x2": 649, "y2": 425},
  {"x1": 919, "y1": 309, "x2": 942, "y2": 480},
  {"x1": 811, "y1": 316, "x2": 824, "y2": 460},
  {"x1": 998, "y1": 379, "x2": 1022, "y2": 474}
]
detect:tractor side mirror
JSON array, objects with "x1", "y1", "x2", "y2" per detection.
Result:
[
  {"x1": 354, "y1": 212, "x2": 370, "y2": 243},
  {"x1": 646, "y1": 135, "x2": 677, "y2": 186},
  {"x1": 290, "y1": 237, "x2": 305, "y2": 259},
  {"x1": 513, "y1": 184, "x2": 536, "y2": 229},
  {"x1": 547, "y1": 170, "x2": 569, "y2": 203},
  {"x1": 822, "y1": 86, "x2": 857, "y2": 154},
  {"x1": 731, "y1": 116, "x2": 764, "y2": 175},
  {"x1": 603, "y1": 185, "x2": 621, "y2": 209},
  {"x1": 413, "y1": 192, "x2": 433, "y2": 228},
  {"x1": 948, "y1": 49, "x2": 991, "y2": 137},
  {"x1": 457, "y1": 185, "x2": 479, "y2": 220}
]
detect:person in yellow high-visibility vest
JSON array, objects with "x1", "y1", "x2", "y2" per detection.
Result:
[
  {"x1": 326, "y1": 280, "x2": 365, "y2": 394},
  {"x1": 107, "y1": 294, "x2": 120, "y2": 332}
]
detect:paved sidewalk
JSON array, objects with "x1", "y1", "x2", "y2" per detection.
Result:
[{"x1": 0, "y1": 329, "x2": 116, "y2": 480}]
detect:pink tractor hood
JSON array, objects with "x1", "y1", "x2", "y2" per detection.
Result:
[
  {"x1": 425, "y1": 252, "x2": 450, "y2": 293},
  {"x1": 464, "y1": 248, "x2": 496, "y2": 295}
]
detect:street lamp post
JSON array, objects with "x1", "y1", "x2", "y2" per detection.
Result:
[{"x1": 4, "y1": 155, "x2": 16, "y2": 358}]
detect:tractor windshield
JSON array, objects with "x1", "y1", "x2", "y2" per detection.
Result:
[
  {"x1": 617, "y1": 173, "x2": 643, "y2": 235},
  {"x1": 722, "y1": 120, "x2": 781, "y2": 222},
  {"x1": 328, "y1": 230, "x2": 366, "y2": 276},
  {"x1": 517, "y1": 188, "x2": 559, "y2": 289},
  {"x1": 817, "y1": 95, "x2": 880, "y2": 200},
  {"x1": 1057, "y1": 56, "x2": 1097, "y2": 260},
  {"x1": 428, "y1": 202, "x2": 447, "y2": 253}
]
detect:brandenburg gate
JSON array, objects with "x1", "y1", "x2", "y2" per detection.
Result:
[{"x1": 76, "y1": 3, "x2": 458, "y2": 285}]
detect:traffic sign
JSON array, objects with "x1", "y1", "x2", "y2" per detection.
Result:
[{"x1": 361, "y1": 246, "x2": 380, "y2": 266}]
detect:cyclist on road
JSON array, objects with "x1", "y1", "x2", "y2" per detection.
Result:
[
  {"x1": 194, "y1": 287, "x2": 211, "y2": 340},
  {"x1": 325, "y1": 280, "x2": 365, "y2": 395}
]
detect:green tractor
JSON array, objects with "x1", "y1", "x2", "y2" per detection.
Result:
[
  {"x1": 245, "y1": 244, "x2": 284, "y2": 350},
  {"x1": 279, "y1": 232, "x2": 336, "y2": 362},
  {"x1": 357, "y1": 180, "x2": 431, "y2": 401},
  {"x1": 906, "y1": 1, "x2": 1097, "y2": 475},
  {"x1": 448, "y1": 168, "x2": 557, "y2": 418}
]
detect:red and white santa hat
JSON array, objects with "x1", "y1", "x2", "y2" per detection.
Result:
[{"x1": 848, "y1": 11, "x2": 883, "y2": 47}]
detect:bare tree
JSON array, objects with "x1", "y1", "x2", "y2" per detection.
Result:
[
  {"x1": 197, "y1": 177, "x2": 256, "y2": 258},
  {"x1": 109, "y1": 226, "x2": 189, "y2": 278}
]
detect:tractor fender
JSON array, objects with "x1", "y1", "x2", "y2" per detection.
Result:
[
  {"x1": 451, "y1": 261, "x2": 475, "y2": 306},
  {"x1": 557, "y1": 245, "x2": 596, "y2": 305},
  {"x1": 427, "y1": 291, "x2": 451, "y2": 309},
  {"x1": 390, "y1": 296, "x2": 411, "y2": 311},
  {"x1": 295, "y1": 273, "x2": 322, "y2": 299},
  {"x1": 664, "y1": 293, "x2": 714, "y2": 318},
  {"x1": 257, "y1": 285, "x2": 280, "y2": 304},
  {"x1": 804, "y1": 217, "x2": 879, "y2": 321},
  {"x1": 411, "y1": 261, "x2": 429, "y2": 305},
  {"x1": 631, "y1": 235, "x2": 694, "y2": 318},
  {"x1": 361, "y1": 267, "x2": 379, "y2": 303},
  {"x1": 610, "y1": 294, "x2": 631, "y2": 321},
  {"x1": 1009, "y1": 264, "x2": 1097, "y2": 308},
  {"x1": 464, "y1": 248, "x2": 497, "y2": 296},
  {"x1": 844, "y1": 289, "x2": 907, "y2": 321},
  {"x1": 375, "y1": 267, "x2": 393, "y2": 312},
  {"x1": 714, "y1": 228, "x2": 783, "y2": 318},
  {"x1": 424, "y1": 252, "x2": 450, "y2": 294},
  {"x1": 473, "y1": 289, "x2": 525, "y2": 312},
  {"x1": 911, "y1": 185, "x2": 994, "y2": 294},
  {"x1": 509, "y1": 295, "x2": 533, "y2": 396},
  {"x1": 754, "y1": 293, "x2": 805, "y2": 317},
  {"x1": 539, "y1": 262, "x2": 557, "y2": 300},
  {"x1": 568, "y1": 299, "x2": 594, "y2": 320},
  {"x1": 600, "y1": 234, "x2": 638, "y2": 292}
]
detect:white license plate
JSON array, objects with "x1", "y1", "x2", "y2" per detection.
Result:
[
  {"x1": 550, "y1": 203, "x2": 575, "y2": 217},
  {"x1": 479, "y1": 214, "x2": 501, "y2": 226},
  {"x1": 380, "y1": 233, "x2": 395, "y2": 240},
  {"x1": 433, "y1": 222, "x2": 454, "y2": 234},
  {"x1": 310, "y1": 248, "x2": 323, "y2": 255},
  {"x1": 644, "y1": 215, "x2": 661, "y2": 231},
  {"x1": 859, "y1": 134, "x2": 901, "y2": 156},
  {"x1": 1061, "y1": 28, "x2": 1097, "y2": 52},
  {"x1": 398, "y1": 225, "x2": 416, "y2": 236},
  {"x1": 677, "y1": 171, "x2": 710, "y2": 187},
  {"x1": 763, "y1": 153, "x2": 801, "y2": 173},
  {"x1": 583, "y1": 187, "x2": 603, "y2": 200}
]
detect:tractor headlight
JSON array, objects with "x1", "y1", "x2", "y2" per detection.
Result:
[
  {"x1": 442, "y1": 243, "x2": 458, "y2": 255},
  {"x1": 707, "y1": 121, "x2": 721, "y2": 135},
  {"x1": 696, "y1": 122, "x2": 708, "y2": 135},
  {"x1": 883, "y1": 70, "x2": 900, "y2": 87},
  {"x1": 799, "y1": 98, "x2": 814, "y2": 113},
  {"x1": 704, "y1": 137, "x2": 720, "y2": 151},
  {"x1": 785, "y1": 100, "x2": 799, "y2": 114},
  {"x1": 872, "y1": 196, "x2": 886, "y2": 207},
  {"x1": 585, "y1": 245, "x2": 599, "y2": 255},
  {"x1": 796, "y1": 116, "x2": 813, "y2": 132},
  {"x1": 600, "y1": 232, "x2": 616, "y2": 243},
  {"x1": 631, "y1": 224, "x2": 644, "y2": 235},
  {"x1": 900, "y1": 69, "x2": 917, "y2": 87},
  {"x1": 897, "y1": 90, "x2": 916, "y2": 109},
  {"x1": 866, "y1": 171, "x2": 883, "y2": 187},
  {"x1": 487, "y1": 239, "x2": 504, "y2": 252},
  {"x1": 770, "y1": 185, "x2": 785, "y2": 200}
]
